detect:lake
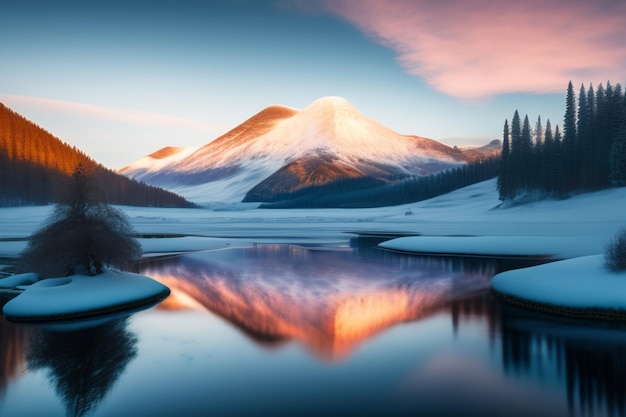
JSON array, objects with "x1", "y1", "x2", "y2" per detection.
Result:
[{"x1": 1, "y1": 237, "x2": 625, "y2": 417}]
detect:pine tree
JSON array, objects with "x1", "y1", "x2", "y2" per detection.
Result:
[
  {"x1": 534, "y1": 115, "x2": 543, "y2": 147},
  {"x1": 498, "y1": 119, "x2": 511, "y2": 200},
  {"x1": 610, "y1": 126, "x2": 626, "y2": 185},
  {"x1": 521, "y1": 115, "x2": 533, "y2": 189},
  {"x1": 563, "y1": 81, "x2": 578, "y2": 191},
  {"x1": 509, "y1": 110, "x2": 522, "y2": 196},
  {"x1": 554, "y1": 125, "x2": 564, "y2": 194},
  {"x1": 577, "y1": 84, "x2": 592, "y2": 188},
  {"x1": 542, "y1": 119, "x2": 554, "y2": 192}
]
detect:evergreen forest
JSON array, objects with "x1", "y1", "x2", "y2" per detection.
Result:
[
  {"x1": 260, "y1": 157, "x2": 499, "y2": 208},
  {"x1": 0, "y1": 103, "x2": 194, "y2": 207},
  {"x1": 498, "y1": 81, "x2": 626, "y2": 201}
]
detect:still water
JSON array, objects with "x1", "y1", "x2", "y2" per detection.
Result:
[{"x1": 1, "y1": 238, "x2": 626, "y2": 417}]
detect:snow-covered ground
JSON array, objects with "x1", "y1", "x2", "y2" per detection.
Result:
[{"x1": 1, "y1": 179, "x2": 624, "y2": 258}]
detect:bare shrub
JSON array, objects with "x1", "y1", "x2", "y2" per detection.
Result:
[
  {"x1": 605, "y1": 228, "x2": 626, "y2": 272},
  {"x1": 19, "y1": 165, "x2": 141, "y2": 278}
]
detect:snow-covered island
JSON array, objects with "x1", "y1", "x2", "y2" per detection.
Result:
[
  {"x1": 2, "y1": 271, "x2": 170, "y2": 322},
  {"x1": 489, "y1": 255, "x2": 626, "y2": 320}
]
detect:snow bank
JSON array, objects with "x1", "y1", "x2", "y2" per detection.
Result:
[
  {"x1": 2, "y1": 271, "x2": 170, "y2": 322},
  {"x1": 0, "y1": 272, "x2": 38, "y2": 288},
  {"x1": 378, "y1": 235, "x2": 599, "y2": 259},
  {"x1": 491, "y1": 255, "x2": 626, "y2": 314},
  {"x1": 138, "y1": 236, "x2": 253, "y2": 257}
]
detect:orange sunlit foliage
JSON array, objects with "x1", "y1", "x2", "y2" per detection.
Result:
[{"x1": 0, "y1": 102, "x2": 192, "y2": 207}]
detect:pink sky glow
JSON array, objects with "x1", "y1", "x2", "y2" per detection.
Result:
[
  {"x1": 320, "y1": 0, "x2": 626, "y2": 100},
  {"x1": 0, "y1": 94, "x2": 224, "y2": 133}
]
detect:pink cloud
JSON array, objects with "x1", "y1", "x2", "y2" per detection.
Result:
[
  {"x1": 318, "y1": 0, "x2": 626, "y2": 100},
  {"x1": 0, "y1": 93, "x2": 224, "y2": 133}
]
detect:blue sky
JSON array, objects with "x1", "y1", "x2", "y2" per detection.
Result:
[{"x1": 1, "y1": 0, "x2": 624, "y2": 168}]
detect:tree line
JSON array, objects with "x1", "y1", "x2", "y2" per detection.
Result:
[
  {"x1": 261, "y1": 157, "x2": 499, "y2": 208},
  {"x1": 498, "y1": 81, "x2": 626, "y2": 200},
  {"x1": 0, "y1": 102, "x2": 194, "y2": 207}
]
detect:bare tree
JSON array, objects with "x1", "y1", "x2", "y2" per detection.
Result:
[
  {"x1": 605, "y1": 228, "x2": 626, "y2": 272},
  {"x1": 19, "y1": 164, "x2": 142, "y2": 278}
]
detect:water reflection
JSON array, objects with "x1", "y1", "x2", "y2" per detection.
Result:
[
  {"x1": 450, "y1": 294, "x2": 626, "y2": 417},
  {"x1": 138, "y1": 243, "x2": 495, "y2": 361},
  {"x1": 0, "y1": 319, "x2": 27, "y2": 398},
  {"x1": 26, "y1": 319, "x2": 138, "y2": 417},
  {"x1": 500, "y1": 308, "x2": 626, "y2": 417},
  {"x1": 1, "y1": 239, "x2": 622, "y2": 416}
]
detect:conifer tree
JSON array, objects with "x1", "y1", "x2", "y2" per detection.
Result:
[
  {"x1": 577, "y1": 83, "x2": 592, "y2": 188},
  {"x1": 534, "y1": 115, "x2": 543, "y2": 147},
  {"x1": 610, "y1": 127, "x2": 626, "y2": 186},
  {"x1": 521, "y1": 115, "x2": 533, "y2": 189},
  {"x1": 543, "y1": 119, "x2": 554, "y2": 192},
  {"x1": 563, "y1": 81, "x2": 578, "y2": 190},
  {"x1": 554, "y1": 125, "x2": 564, "y2": 194},
  {"x1": 585, "y1": 84, "x2": 597, "y2": 188},
  {"x1": 509, "y1": 110, "x2": 522, "y2": 195},
  {"x1": 498, "y1": 119, "x2": 511, "y2": 200}
]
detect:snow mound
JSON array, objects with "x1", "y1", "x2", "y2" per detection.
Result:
[
  {"x1": 0, "y1": 272, "x2": 38, "y2": 288},
  {"x1": 492, "y1": 255, "x2": 626, "y2": 312},
  {"x1": 378, "y1": 235, "x2": 599, "y2": 259},
  {"x1": 2, "y1": 271, "x2": 170, "y2": 322}
]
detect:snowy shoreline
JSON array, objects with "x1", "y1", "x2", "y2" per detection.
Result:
[
  {"x1": 491, "y1": 256, "x2": 626, "y2": 321},
  {"x1": 2, "y1": 272, "x2": 171, "y2": 323}
]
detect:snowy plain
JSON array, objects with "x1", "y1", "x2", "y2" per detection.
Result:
[{"x1": 1, "y1": 178, "x2": 625, "y2": 258}]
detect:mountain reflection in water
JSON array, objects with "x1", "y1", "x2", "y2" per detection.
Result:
[
  {"x1": 138, "y1": 242, "x2": 494, "y2": 360},
  {"x1": 1, "y1": 239, "x2": 626, "y2": 417}
]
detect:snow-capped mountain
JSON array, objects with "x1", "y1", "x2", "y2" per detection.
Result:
[{"x1": 119, "y1": 97, "x2": 499, "y2": 205}]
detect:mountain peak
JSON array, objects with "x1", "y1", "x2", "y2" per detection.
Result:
[
  {"x1": 120, "y1": 97, "x2": 499, "y2": 204},
  {"x1": 303, "y1": 96, "x2": 357, "y2": 114}
]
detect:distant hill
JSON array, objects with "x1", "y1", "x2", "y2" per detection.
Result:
[
  {"x1": 0, "y1": 102, "x2": 194, "y2": 207},
  {"x1": 120, "y1": 96, "x2": 500, "y2": 206}
]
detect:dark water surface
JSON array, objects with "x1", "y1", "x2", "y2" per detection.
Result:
[{"x1": 1, "y1": 238, "x2": 626, "y2": 417}]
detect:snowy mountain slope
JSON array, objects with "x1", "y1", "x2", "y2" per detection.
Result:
[
  {"x1": 120, "y1": 97, "x2": 499, "y2": 204},
  {"x1": 119, "y1": 146, "x2": 198, "y2": 181}
]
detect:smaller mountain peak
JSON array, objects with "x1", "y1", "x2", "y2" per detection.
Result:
[{"x1": 148, "y1": 146, "x2": 188, "y2": 160}]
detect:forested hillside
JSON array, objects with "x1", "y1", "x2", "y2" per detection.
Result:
[
  {"x1": 0, "y1": 103, "x2": 193, "y2": 207},
  {"x1": 498, "y1": 81, "x2": 626, "y2": 200}
]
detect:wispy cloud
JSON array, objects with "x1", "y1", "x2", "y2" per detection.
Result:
[
  {"x1": 0, "y1": 93, "x2": 223, "y2": 133},
  {"x1": 317, "y1": 0, "x2": 626, "y2": 100}
]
